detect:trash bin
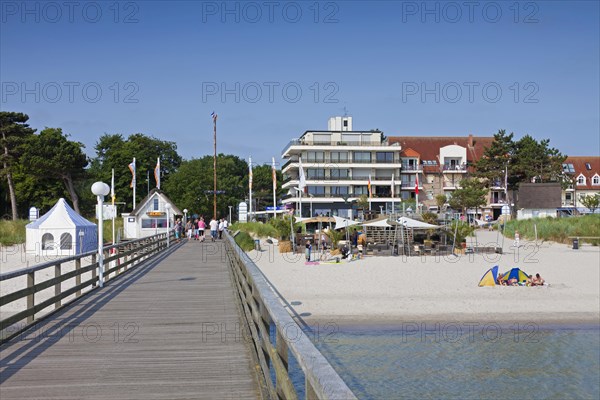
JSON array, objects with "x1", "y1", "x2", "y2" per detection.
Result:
[
  {"x1": 254, "y1": 239, "x2": 261, "y2": 251},
  {"x1": 572, "y1": 238, "x2": 579, "y2": 250}
]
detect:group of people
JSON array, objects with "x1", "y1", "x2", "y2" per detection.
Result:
[
  {"x1": 497, "y1": 272, "x2": 545, "y2": 286},
  {"x1": 179, "y1": 216, "x2": 229, "y2": 242}
]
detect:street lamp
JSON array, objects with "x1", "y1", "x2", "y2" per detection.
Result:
[
  {"x1": 91, "y1": 181, "x2": 110, "y2": 288},
  {"x1": 183, "y1": 208, "x2": 188, "y2": 226},
  {"x1": 228, "y1": 205, "x2": 233, "y2": 224},
  {"x1": 165, "y1": 203, "x2": 171, "y2": 248}
]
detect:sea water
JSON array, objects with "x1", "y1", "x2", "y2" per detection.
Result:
[{"x1": 303, "y1": 323, "x2": 600, "y2": 399}]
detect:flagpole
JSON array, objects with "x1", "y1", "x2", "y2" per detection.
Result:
[
  {"x1": 133, "y1": 158, "x2": 136, "y2": 210},
  {"x1": 391, "y1": 173, "x2": 394, "y2": 217},
  {"x1": 213, "y1": 113, "x2": 217, "y2": 219},
  {"x1": 415, "y1": 171, "x2": 419, "y2": 214},
  {"x1": 249, "y1": 156, "x2": 253, "y2": 221},
  {"x1": 111, "y1": 168, "x2": 115, "y2": 245},
  {"x1": 272, "y1": 157, "x2": 277, "y2": 219}
]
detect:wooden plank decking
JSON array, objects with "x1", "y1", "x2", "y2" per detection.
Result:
[{"x1": 0, "y1": 240, "x2": 261, "y2": 399}]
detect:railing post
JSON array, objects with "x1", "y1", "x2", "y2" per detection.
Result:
[
  {"x1": 27, "y1": 272, "x2": 35, "y2": 323},
  {"x1": 91, "y1": 254, "x2": 97, "y2": 286},
  {"x1": 54, "y1": 263, "x2": 61, "y2": 309},
  {"x1": 75, "y1": 257, "x2": 82, "y2": 297},
  {"x1": 276, "y1": 328, "x2": 290, "y2": 399},
  {"x1": 305, "y1": 378, "x2": 318, "y2": 400}
]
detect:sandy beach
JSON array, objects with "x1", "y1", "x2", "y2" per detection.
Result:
[{"x1": 250, "y1": 230, "x2": 600, "y2": 325}]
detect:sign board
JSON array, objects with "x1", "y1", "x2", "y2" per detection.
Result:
[
  {"x1": 102, "y1": 205, "x2": 117, "y2": 220},
  {"x1": 238, "y1": 202, "x2": 248, "y2": 223},
  {"x1": 147, "y1": 211, "x2": 165, "y2": 217},
  {"x1": 29, "y1": 206, "x2": 39, "y2": 221},
  {"x1": 265, "y1": 206, "x2": 285, "y2": 211},
  {"x1": 501, "y1": 205, "x2": 510, "y2": 215}
]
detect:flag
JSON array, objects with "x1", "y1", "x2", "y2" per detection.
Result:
[
  {"x1": 415, "y1": 173, "x2": 419, "y2": 195},
  {"x1": 211, "y1": 111, "x2": 217, "y2": 122},
  {"x1": 111, "y1": 168, "x2": 115, "y2": 205},
  {"x1": 249, "y1": 157, "x2": 253, "y2": 191},
  {"x1": 391, "y1": 173, "x2": 395, "y2": 198},
  {"x1": 154, "y1": 157, "x2": 161, "y2": 189},
  {"x1": 368, "y1": 174, "x2": 372, "y2": 198},
  {"x1": 272, "y1": 157, "x2": 277, "y2": 192},
  {"x1": 128, "y1": 158, "x2": 136, "y2": 188},
  {"x1": 298, "y1": 157, "x2": 306, "y2": 191}
]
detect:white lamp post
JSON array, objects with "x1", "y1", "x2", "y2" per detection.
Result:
[
  {"x1": 165, "y1": 203, "x2": 171, "y2": 247},
  {"x1": 92, "y1": 181, "x2": 110, "y2": 288},
  {"x1": 183, "y1": 208, "x2": 188, "y2": 225},
  {"x1": 228, "y1": 205, "x2": 232, "y2": 224},
  {"x1": 309, "y1": 193, "x2": 314, "y2": 217}
]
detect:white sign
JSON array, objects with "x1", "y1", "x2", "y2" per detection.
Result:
[
  {"x1": 501, "y1": 205, "x2": 510, "y2": 215},
  {"x1": 29, "y1": 206, "x2": 39, "y2": 221},
  {"x1": 238, "y1": 202, "x2": 248, "y2": 223},
  {"x1": 97, "y1": 205, "x2": 117, "y2": 220}
]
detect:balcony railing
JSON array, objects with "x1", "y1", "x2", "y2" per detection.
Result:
[
  {"x1": 282, "y1": 139, "x2": 390, "y2": 154},
  {"x1": 401, "y1": 165, "x2": 421, "y2": 171},
  {"x1": 443, "y1": 164, "x2": 468, "y2": 171}
]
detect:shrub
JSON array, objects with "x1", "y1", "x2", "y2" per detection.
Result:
[
  {"x1": 0, "y1": 219, "x2": 28, "y2": 245},
  {"x1": 234, "y1": 231, "x2": 255, "y2": 251}
]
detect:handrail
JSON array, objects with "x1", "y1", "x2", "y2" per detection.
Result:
[
  {"x1": 224, "y1": 232, "x2": 357, "y2": 399},
  {"x1": 0, "y1": 233, "x2": 173, "y2": 341}
]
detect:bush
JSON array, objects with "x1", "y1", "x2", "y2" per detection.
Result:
[
  {"x1": 0, "y1": 219, "x2": 28, "y2": 245},
  {"x1": 448, "y1": 221, "x2": 475, "y2": 245},
  {"x1": 230, "y1": 221, "x2": 278, "y2": 238},
  {"x1": 234, "y1": 231, "x2": 255, "y2": 251}
]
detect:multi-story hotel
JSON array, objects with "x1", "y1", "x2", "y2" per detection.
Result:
[{"x1": 281, "y1": 116, "x2": 405, "y2": 218}]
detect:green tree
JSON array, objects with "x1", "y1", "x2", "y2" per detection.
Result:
[
  {"x1": 513, "y1": 135, "x2": 566, "y2": 184},
  {"x1": 21, "y1": 128, "x2": 88, "y2": 214},
  {"x1": 474, "y1": 129, "x2": 515, "y2": 188},
  {"x1": 435, "y1": 194, "x2": 447, "y2": 211},
  {"x1": 250, "y1": 163, "x2": 284, "y2": 213},
  {"x1": 581, "y1": 194, "x2": 600, "y2": 214},
  {"x1": 448, "y1": 178, "x2": 488, "y2": 215},
  {"x1": 163, "y1": 154, "x2": 247, "y2": 218},
  {"x1": 89, "y1": 133, "x2": 182, "y2": 211},
  {"x1": 0, "y1": 112, "x2": 36, "y2": 219}
]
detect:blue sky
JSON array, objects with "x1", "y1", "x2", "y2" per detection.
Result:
[{"x1": 1, "y1": 1, "x2": 599, "y2": 166}]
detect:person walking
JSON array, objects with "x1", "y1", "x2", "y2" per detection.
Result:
[
  {"x1": 305, "y1": 241, "x2": 312, "y2": 262},
  {"x1": 218, "y1": 218, "x2": 224, "y2": 239},
  {"x1": 198, "y1": 217, "x2": 206, "y2": 242},
  {"x1": 513, "y1": 230, "x2": 521, "y2": 248},
  {"x1": 209, "y1": 217, "x2": 218, "y2": 242}
]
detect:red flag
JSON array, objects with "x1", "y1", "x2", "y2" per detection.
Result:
[{"x1": 415, "y1": 173, "x2": 419, "y2": 195}]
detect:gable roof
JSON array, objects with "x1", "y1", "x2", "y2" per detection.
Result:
[
  {"x1": 388, "y1": 135, "x2": 495, "y2": 172},
  {"x1": 565, "y1": 156, "x2": 600, "y2": 190},
  {"x1": 27, "y1": 198, "x2": 96, "y2": 229},
  {"x1": 129, "y1": 188, "x2": 183, "y2": 217}
]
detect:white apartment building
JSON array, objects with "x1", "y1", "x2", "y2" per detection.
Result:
[{"x1": 281, "y1": 117, "x2": 407, "y2": 218}]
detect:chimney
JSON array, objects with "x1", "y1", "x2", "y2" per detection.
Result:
[{"x1": 468, "y1": 134, "x2": 474, "y2": 147}]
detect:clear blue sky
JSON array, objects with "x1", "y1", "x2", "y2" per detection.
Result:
[{"x1": 2, "y1": 1, "x2": 599, "y2": 166}]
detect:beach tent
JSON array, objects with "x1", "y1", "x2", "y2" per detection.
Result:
[
  {"x1": 333, "y1": 216, "x2": 361, "y2": 230},
  {"x1": 478, "y1": 265, "x2": 499, "y2": 287},
  {"x1": 26, "y1": 198, "x2": 97, "y2": 256},
  {"x1": 500, "y1": 267, "x2": 530, "y2": 284},
  {"x1": 396, "y1": 216, "x2": 439, "y2": 229},
  {"x1": 362, "y1": 217, "x2": 397, "y2": 227}
]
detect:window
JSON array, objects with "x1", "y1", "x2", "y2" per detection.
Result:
[
  {"x1": 60, "y1": 233, "x2": 72, "y2": 250},
  {"x1": 565, "y1": 193, "x2": 572, "y2": 201},
  {"x1": 42, "y1": 233, "x2": 54, "y2": 250},
  {"x1": 330, "y1": 169, "x2": 349, "y2": 179},
  {"x1": 330, "y1": 151, "x2": 348, "y2": 162},
  {"x1": 375, "y1": 186, "x2": 390, "y2": 197},
  {"x1": 331, "y1": 186, "x2": 349, "y2": 196},
  {"x1": 312, "y1": 133, "x2": 331, "y2": 144},
  {"x1": 353, "y1": 185, "x2": 368, "y2": 195},
  {"x1": 585, "y1": 163, "x2": 592, "y2": 170},
  {"x1": 307, "y1": 168, "x2": 325, "y2": 179},
  {"x1": 376, "y1": 152, "x2": 394, "y2": 163},
  {"x1": 353, "y1": 152, "x2": 371, "y2": 163},
  {"x1": 562, "y1": 163, "x2": 575, "y2": 173},
  {"x1": 306, "y1": 151, "x2": 324, "y2": 162},
  {"x1": 307, "y1": 186, "x2": 325, "y2": 196},
  {"x1": 153, "y1": 198, "x2": 159, "y2": 210},
  {"x1": 577, "y1": 175, "x2": 586, "y2": 185},
  {"x1": 593, "y1": 175, "x2": 600, "y2": 185},
  {"x1": 142, "y1": 218, "x2": 167, "y2": 229}
]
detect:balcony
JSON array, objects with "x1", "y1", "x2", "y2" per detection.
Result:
[
  {"x1": 282, "y1": 138, "x2": 394, "y2": 156},
  {"x1": 401, "y1": 165, "x2": 422, "y2": 172},
  {"x1": 443, "y1": 163, "x2": 468, "y2": 172}
]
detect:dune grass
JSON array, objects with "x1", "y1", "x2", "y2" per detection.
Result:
[
  {"x1": 0, "y1": 219, "x2": 28, "y2": 245},
  {"x1": 234, "y1": 231, "x2": 256, "y2": 251},
  {"x1": 504, "y1": 215, "x2": 600, "y2": 245},
  {"x1": 229, "y1": 221, "x2": 279, "y2": 238}
]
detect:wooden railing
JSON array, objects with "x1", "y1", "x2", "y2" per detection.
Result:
[
  {"x1": 224, "y1": 232, "x2": 357, "y2": 400},
  {"x1": 0, "y1": 233, "x2": 172, "y2": 342}
]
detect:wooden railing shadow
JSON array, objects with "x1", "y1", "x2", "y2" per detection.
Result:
[{"x1": 0, "y1": 239, "x2": 185, "y2": 384}]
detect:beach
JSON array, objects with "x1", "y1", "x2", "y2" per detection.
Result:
[{"x1": 250, "y1": 230, "x2": 600, "y2": 325}]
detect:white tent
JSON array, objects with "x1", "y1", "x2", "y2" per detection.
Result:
[
  {"x1": 362, "y1": 217, "x2": 396, "y2": 227},
  {"x1": 396, "y1": 216, "x2": 439, "y2": 229},
  {"x1": 26, "y1": 198, "x2": 97, "y2": 256},
  {"x1": 333, "y1": 216, "x2": 361, "y2": 230}
]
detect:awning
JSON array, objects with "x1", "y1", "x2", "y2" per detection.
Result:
[
  {"x1": 396, "y1": 216, "x2": 439, "y2": 229},
  {"x1": 333, "y1": 216, "x2": 362, "y2": 230}
]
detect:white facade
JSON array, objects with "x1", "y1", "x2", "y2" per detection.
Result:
[
  {"x1": 281, "y1": 117, "x2": 403, "y2": 217},
  {"x1": 122, "y1": 189, "x2": 182, "y2": 239}
]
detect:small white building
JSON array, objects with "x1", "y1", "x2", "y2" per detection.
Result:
[
  {"x1": 26, "y1": 198, "x2": 97, "y2": 256},
  {"x1": 122, "y1": 189, "x2": 182, "y2": 239}
]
